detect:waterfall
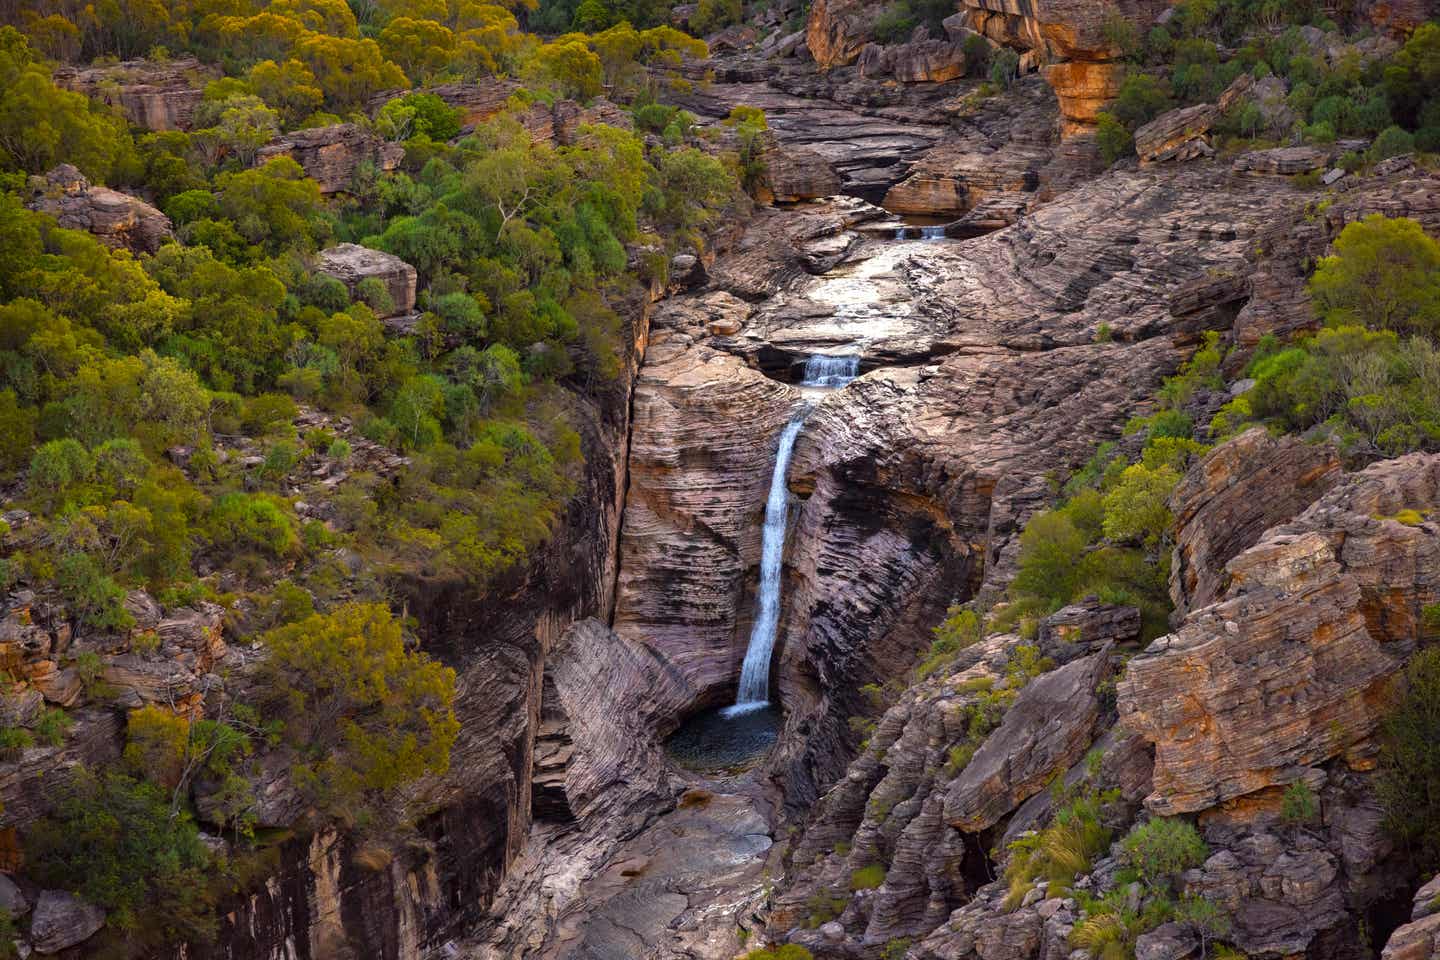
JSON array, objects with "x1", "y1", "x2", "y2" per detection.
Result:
[
  {"x1": 894, "y1": 226, "x2": 907, "y2": 241},
  {"x1": 801, "y1": 353, "x2": 860, "y2": 388},
  {"x1": 919, "y1": 224, "x2": 946, "y2": 240},
  {"x1": 730, "y1": 413, "x2": 808, "y2": 711},
  {"x1": 726, "y1": 353, "x2": 860, "y2": 716}
]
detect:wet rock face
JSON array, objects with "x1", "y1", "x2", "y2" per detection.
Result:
[
  {"x1": 1168, "y1": 428, "x2": 1342, "y2": 617},
  {"x1": 28, "y1": 164, "x2": 174, "y2": 254},
  {"x1": 255, "y1": 123, "x2": 405, "y2": 194},
  {"x1": 611, "y1": 340, "x2": 801, "y2": 715},
  {"x1": 1120, "y1": 454, "x2": 1440, "y2": 815},
  {"x1": 52, "y1": 57, "x2": 216, "y2": 131}
]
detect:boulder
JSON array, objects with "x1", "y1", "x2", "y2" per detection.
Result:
[
  {"x1": 52, "y1": 57, "x2": 216, "y2": 131},
  {"x1": 1038, "y1": 599, "x2": 1140, "y2": 662},
  {"x1": 254, "y1": 124, "x2": 404, "y2": 194},
  {"x1": 1135, "y1": 922, "x2": 1200, "y2": 960},
  {"x1": 0, "y1": 874, "x2": 28, "y2": 916},
  {"x1": 1383, "y1": 875, "x2": 1440, "y2": 960},
  {"x1": 1168, "y1": 428, "x2": 1342, "y2": 616},
  {"x1": 30, "y1": 890, "x2": 105, "y2": 954},
  {"x1": 805, "y1": 0, "x2": 877, "y2": 67},
  {"x1": 314, "y1": 243, "x2": 418, "y2": 318},
  {"x1": 28, "y1": 165, "x2": 173, "y2": 254},
  {"x1": 1134, "y1": 103, "x2": 1219, "y2": 164},
  {"x1": 1232, "y1": 146, "x2": 1331, "y2": 176},
  {"x1": 944, "y1": 647, "x2": 1113, "y2": 830},
  {"x1": 760, "y1": 137, "x2": 842, "y2": 203},
  {"x1": 1120, "y1": 454, "x2": 1440, "y2": 814},
  {"x1": 859, "y1": 38, "x2": 968, "y2": 83}
]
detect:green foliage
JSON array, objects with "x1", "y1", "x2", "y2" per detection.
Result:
[
  {"x1": 0, "y1": 29, "x2": 135, "y2": 182},
  {"x1": 34, "y1": 706, "x2": 72, "y2": 746},
  {"x1": 990, "y1": 47, "x2": 1021, "y2": 88},
  {"x1": 916, "y1": 606, "x2": 982, "y2": 680},
  {"x1": 690, "y1": 0, "x2": 743, "y2": 35},
  {"x1": 1376, "y1": 647, "x2": 1440, "y2": 871},
  {"x1": 1233, "y1": 325, "x2": 1440, "y2": 456},
  {"x1": 207, "y1": 492, "x2": 299, "y2": 558},
  {"x1": 1101, "y1": 463, "x2": 1180, "y2": 548},
  {"x1": 1119, "y1": 817, "x2": 1209, "y2": 891},
  {"x1": 1310, "y1": 215, "x2": 1440, "y2": 338},
  {"x1": 742, "y1": 946, "x2": 814, "y2": 960},
  {"x1": 1369, "y1": 125, "x2": 1415, "y2": 162},
  {"x1": 256, "y1": 603, "x2": 459, "y2": 830},
  {"x1": 1111, "y1": 73, "x2": 1174, "y2": 129},
  {"x1": 850, "y1": 864, "x2": 886, "y2": 889},
  {"x1": 56, "y1": 552, "x2": 134, "y2": 631},
  {"x1": 1004, "y1": 789, "x2": 1115, "y2": 909},
  {"x1": 25, "y1": 768, "x2": 216, "y2": 946},
  {"x1": 1280, "y1": 780, "x2": 1318, "y2": 825},
  {"x1": 1096, "y1": 113, "x2": 1134, "y2": 166}
]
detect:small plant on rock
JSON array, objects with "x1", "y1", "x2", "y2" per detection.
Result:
[
  {"x1": 1119, "y1": 817, "x2": 1209, "y2": 892},
  {"x1": 1280, "y1": 780, "x2": 1319, "y2": 825}
]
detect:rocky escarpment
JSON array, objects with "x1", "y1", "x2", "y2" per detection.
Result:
[
  {"x1": 28, "y1": 164, "x2": 174, "y2": 254},
  {"x1": 1120, "y1": 454, "x2": 1440, "y2": 815},
  {"x1": 52, "y1": 57, "x2": 217, "y2": 131},
  {"x1": 202, "y1": 269, "x2": 663, "y2": 960},
  {"x1": 750, "y1": 435, "x2": 1437, "y2": 960}
]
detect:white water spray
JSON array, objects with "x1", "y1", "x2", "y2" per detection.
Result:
[{"x1": 726, "y1": 354, "x2": 860, "y2": 715}]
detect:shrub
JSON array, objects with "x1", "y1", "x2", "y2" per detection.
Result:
[
  {"x1": 742, "y1": 946, "x2": 813, "y2": 960},
  {"x1": 990, "y1": 47, "x2": 1020, "y2": 88},
  {"x1": 1118, "y1": 817, "x2": 1209, "y2": 891},
  {"x1": 1004, "y1": 790, "x2": 1114, "y2": 909},
  {"x1": 1100, "y1": 463, "x2": 1180, "y2": 548},
  {"x1": 25, "y1": 768, "x2": 216, "y2": 946},
  {"x1": 1280, "y1": 780, "x2": 1318, "y2": 825},
  {"x1": 29, "y1": 438, "x2": 95, "y2": 509},
  {"x1": 256, "y1": 603, "x2": 459, "y2": 830},
  {"x1": 1309, "y1": 214, "x2": 1440, "y2": 337},
  {"x1": 207, "y1": 493, "x2": 299, "y2": 558},
  {"x1": 1096, "y1": 112, "x2": 1134, "y2": 166},
  {"x1": 1377, "y1": 647, "x2": 1440, "y2": 871},
  {"x1": 850, "y1": 864, "x2": 886, "y2": 890},
  {"x1": 34, "y1": 707, "x2": 72, "y2": 747},
  {"x1": 56, "y1": 553, "x2": 134, "y2": 632},
  {"x1": 1370, "y1": 125, "x2": 1416, "y2": 163}
]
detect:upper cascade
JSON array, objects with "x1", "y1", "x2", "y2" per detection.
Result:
[{"x1": 801, "y1": 353, "x2": 861, "y2": 388}]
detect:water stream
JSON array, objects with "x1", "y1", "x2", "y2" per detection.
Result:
[{"x1": 724, "y1": 353, "x2": 860, "y2": 717}]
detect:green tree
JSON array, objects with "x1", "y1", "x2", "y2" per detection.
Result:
[
  {"x1": 1101, "y1": 463, "x2": 1180, "y2": 549},
  {"x1": 1096, "y1": 112, "x2": 1134, "y2": 166},
  {"x1": 1119, "y1": 817, "x2": 1208, "y2": 892},
  {"x1": 25, "y1": 768, "x2": 215, "y2": 946},
  {"x1": 535, "y1": 38, "x2": 604, "y2": 100},
  {"x1": 0, "y1": 28, "x2": 135, "y2": 181},
  {"x1": 1376, "y1": 647, "x2": 1440, "y2": 871},
  {"x1": 257, "y1": 603, "x2": 460, "y2": 829},
  {"x1": 1309, "y1": 214, "x2": 1440, "y2": 336}
]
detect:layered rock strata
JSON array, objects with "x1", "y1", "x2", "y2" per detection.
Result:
[{"x1": 1120, "y1": 453, "x2": 1440, "y2": 815}]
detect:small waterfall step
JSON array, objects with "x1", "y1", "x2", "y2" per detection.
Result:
[{"x1": 801, "y1": 353, "x2": 860, "y2": 388}]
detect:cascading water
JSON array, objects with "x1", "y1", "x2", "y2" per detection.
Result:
[
  {"x1": 802, "y1": 353, "x2": 861, "y2": 388},
  {"x1": 724, "y1": 354, "x2": 860, "y2": 717},
  {"x1": 892, "y1": 224, "x2": 948, "y2": 241}
]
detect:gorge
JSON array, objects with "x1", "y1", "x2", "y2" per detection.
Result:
[{"x1": 1, "y1": 0, "x2": 1440, "y2": 959}]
